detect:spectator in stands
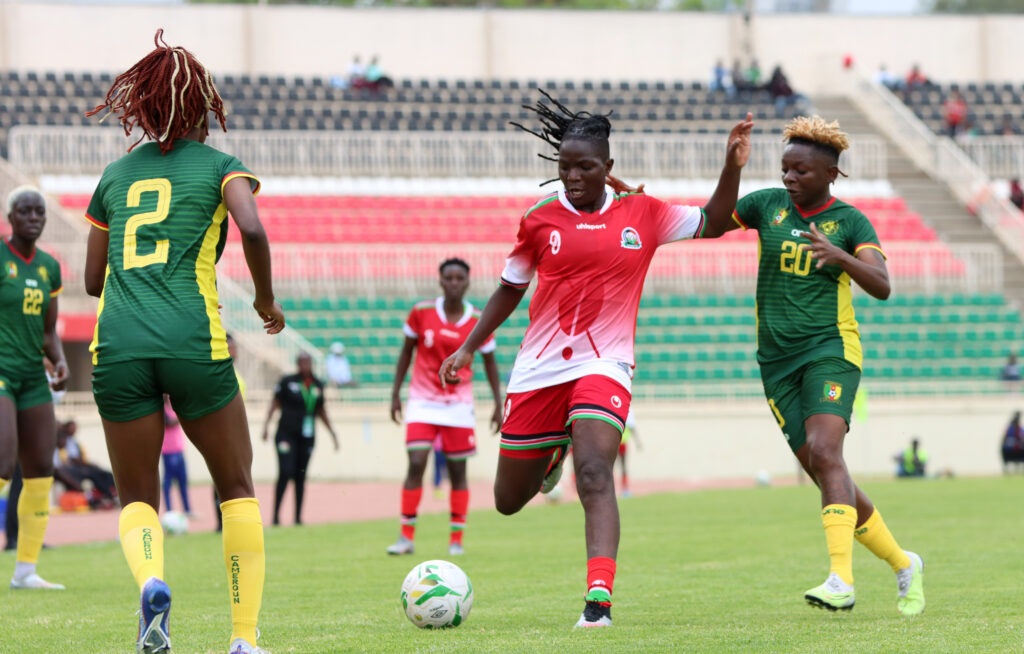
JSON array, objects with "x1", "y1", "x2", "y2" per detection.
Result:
[
  {"x1": 348, "y1": 55, "x2": 366, "y2": 87},
  {"x1": 873, "y1": 64, "x2": 899, "y2": 90},
  {"x1": 731, "y1": 59, "x2": 751, "y2": 92},
  {"x1": 710, "y1": 59, "x2": 729, "y2": 93},
  {"x1": 905, "y1": 63, "x2": 929, "y2": 89},
  {"x1": 364, "y1": 55, "x2": 393, "y2": 93},
  {"x1": 894, "y1": 438, "x2": 928, "y2": 478},
  {"x1": 325, "y1": 341, "x2": 358, "y2": 388},
  {"x1": 745, "y1": 58, "x2": 763, "y2": 89},
  {"x1": 942, "y1": 89, "x2": 968, "y2": 139},
  {"x1": 999, "y1": 352, "x2": 1021, "y2": 383},
  {"x1": 53, "y1": 420, "x2": 117, "y2": 507},
  {"x1": 768, "y1": 65, "x2": 800, "y2": 116},
  {"x1": 1009, "y1": 179, "x2": 1024, "y2": 211},
  {"x1": 1002, "y1": 411, "x2": 1023, "y2": 473}
]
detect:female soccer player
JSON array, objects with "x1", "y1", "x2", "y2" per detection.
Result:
[
  {"x1": 83, "y1": 31, "x2": 284, "y2": 654},
  {"x1": 700, "y1": 115, "x2": 925, "y2": 615},
  {"x1": 388, "y1": 258, "x2": 502, "y2": 556},
  {"x1": 440, "y1": 94, "x2": 753, "y2": 627},
  {"x1": 0, "y1": 185, "x2": 69, "y2": 590},
  {"x1": 262, "y1": 352, "x2": 339, "y2": 526}
]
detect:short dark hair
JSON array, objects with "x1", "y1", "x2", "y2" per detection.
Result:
[{"x1": 439, "y1": 257, "x2": 470, "y2": 275}]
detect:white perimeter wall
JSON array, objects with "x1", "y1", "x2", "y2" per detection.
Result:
[
  {"x1": 0, "y1": 4, "x2": 1023, "y2": 95},
  {"x1": 63, "y1": 396, "x2": 1018, "y2": 485}
]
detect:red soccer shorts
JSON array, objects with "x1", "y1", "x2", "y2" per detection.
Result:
[
  {"x1": 499, "y1": 375, "x2": 631, "y2": 459},
  {"x1": 406, "y1": 423, "x2": 476, "y2": 460}
]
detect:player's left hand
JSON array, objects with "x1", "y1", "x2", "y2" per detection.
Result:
[
  {"x1": 799, "y1": 222, "x2": 846, "y2": 269},
  {"x1": 254, "y1": 299, "x2": 286, "y2": 334},
  {"x1": 606, "y1": 174, "x2": 645, "y2": 195},
  {"x1": 727, "y1": 112, "x2": 754, "y2": 169},
  {"x1": 439, "y1": 349, "x2": 472, "y2": 389},
  {"x1": 490, "y1": 403, "x2": 503, "y2": 435},
  {"x1": 49, "y1": 361, "x2": 69, "y2": 391}
]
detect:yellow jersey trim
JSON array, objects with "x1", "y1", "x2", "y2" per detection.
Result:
[
  {"x1": 84, "y1": 213, "x2": 109, "y2": 231},
  {"x1": 221, "y1": 172, "x2": 261, "y2": 196},
  {"x1": 854, "y1": 243, "x2": 887, "y2": 260},
  {"x1": 49, "y1": 285, "x2": 64, "y2": 298},
  {"x1": 731, "y1": 210, "x2": 749, "y2": 231},
  {"x1": 197, "y1": 203, "x2": 230, "y2": 361},
  {"x1": 836, "y1": 272, "x2": 863, "y2": 369},
  {"x1": 89, "y1": 267, "x2": 110, "y2": 366}
]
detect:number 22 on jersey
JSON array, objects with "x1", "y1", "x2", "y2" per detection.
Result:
[{"x1": 123, "y1": 178, "x2": 171, "y2": 270}]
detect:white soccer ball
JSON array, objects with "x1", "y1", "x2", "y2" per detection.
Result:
[
  {"x1": 160, "y1": 511, "x2": 189, "y2": 536},
  {"x1": 755, "y1": 470, "x2": 773, "y2": 487},
  {"x1": 400, "y1": 559, "x2": 473, "y2": 629}
]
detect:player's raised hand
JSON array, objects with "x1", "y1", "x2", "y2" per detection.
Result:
[
  {"x1": 606, "y1": 174, "x2": 645, "y2": 195},
  {"x1": 254, "y1": 298, "x2": 285, "y2": 334},
  {"x1": 799, "y1": 222, "x2": 845, "y2": 269},
  {"x1": 439, "y1": 348, "x2": 473, "y2": 389},
  {"x1": 727, "y1": 112, "x2": 754, "y2": 168}
]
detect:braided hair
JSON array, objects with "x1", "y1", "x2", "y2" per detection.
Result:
[
  {"x1": 87, "y1": 29, "x2": 227, "y2": 154},
  {"x1": 512, "y1": 89, "x2": 612, "y2": 185}
]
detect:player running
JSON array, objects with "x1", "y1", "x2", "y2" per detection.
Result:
[
  {"x1": 440, "y1": 92, "x2": 753, "y2": 627},
  {"x1": 700, "y1": 115, "x2": 925, "y2": 615},
  {"x1": 83, "y1": 30, "x2": 284, "y2": 654},
  {"x1": 388, "y1": 258, "x2": 502, "y2": 557},
  {"x1": 1, "y1": 186, "x2": 69, "y2": 591}
]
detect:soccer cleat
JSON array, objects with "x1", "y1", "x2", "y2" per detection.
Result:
[
  {"x1": 448, "y1": 542, "x2": 464, "y2": 556},
  {"x1": 540, "y1": 446, "x2": 568, "y2": 495},
  {"x1": 804, "y1": 572, "x2": 855, "y2": 612},
  {"x1": 386, "y1": 536, "x2": 414, "y2": 555},
  {"x1": 574, "y1": 601, "x2": 612, "y2": 628},
  {"x1": 229, "y1": 637, "x2": 271, "y2": 654},
  {"x1": 9, "y1": 573, "x2": 65, "y2": 590},
  {"x1": 896, "y1": 551, "x2": 925, "y2": 616},
  {"x1": 137, "y1": 577, "x2": 172, "y2": 653}
]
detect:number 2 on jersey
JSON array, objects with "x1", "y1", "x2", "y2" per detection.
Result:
[
  {"x1": 123, "y1": 178, "x2": 171, "y2": 270},
  {"x1": 22, "y1": 288, "x2": 43, "y2": 315},
  {"x1": 779, "y1": 240, "x2": 812, "y2": 276}
]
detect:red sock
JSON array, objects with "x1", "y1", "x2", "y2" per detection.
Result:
[
  {"x1": 400, "y1": 487, "x2": 423, "y2": 541},
  {"x1": 586, "y1": 556, "x2": 616, "y2": 606},
  {"x1": 449, "y1": 488, "x2": 469, "y2": 544},
  {"x1": 621, "y1": 472, "x2": 629, "y2": 491}
]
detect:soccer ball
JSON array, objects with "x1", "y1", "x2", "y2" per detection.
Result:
[
  {"x1": 160, "y1": 511, "x2": 189, "y2": 536},
  {"x1": 400, "y1": 559, "x2": 473, "y2": 629},
  {"x1": 755, "y1": 470, "x2": 773, "y2": 487}
]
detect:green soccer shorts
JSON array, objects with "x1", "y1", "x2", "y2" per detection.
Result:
[
  {"x1": 0, "y1": 369, "x2": 53, "y2": 411},
  {"x1": 92, "y1": 358, "x2": 239, "y2": 423},
  {"x1": 761, "y1": 357, "x2": 861, "y2": 453}
]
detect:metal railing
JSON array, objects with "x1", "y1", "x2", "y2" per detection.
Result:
[
  {"x1": 846, "y1": 73, "x2": 1024, "y2": 265},
  {"x1": 8, "y1": 126, "x2": 889, "y2": 180},
  {"x1": 0, "y1": 156, "x2": 88, "y2": 243},
  {"x1": 960, "y1": 137, "x2": 1024, "y2": 180}
]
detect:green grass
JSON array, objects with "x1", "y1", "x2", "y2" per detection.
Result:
[{"x1": 2, "y1": 476, "x2": 1022, "y2": 653}]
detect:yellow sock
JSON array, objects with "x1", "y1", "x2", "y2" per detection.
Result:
[
  {"x1": 119, "y1": 502, "x2": 164, "y2": 588},
  {"x1": 16, "y1": 477, "x2": 53, "y2": 565},
  {"x1": 222, "y1": 497, "x2": 265, "y2": 645},
  {"x1": 821, "y1": 504, "x2": 857, "y2": 585},
  {"x1": 855, "y1": 508, "x2": 912, "y2": 572}
]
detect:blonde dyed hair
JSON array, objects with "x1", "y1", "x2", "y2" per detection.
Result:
[
  {"x1": 782, "y1": 116, "x2": 850, "y2": 155},
  {"x1": 6, "y1": 185, "x2": 44, "y2": 215}
]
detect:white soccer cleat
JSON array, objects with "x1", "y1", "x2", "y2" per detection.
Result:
[
  {"x1": 10, "y1": 573, "x2": 65, "y2": 590},
  {"x1": 386, "y1": 536, "x2": 414, "y2": 555},
  {"x1": 229, "y1": 637, "x2": 271, "y2": 654},
  {"x1": 574, "y1": 601, "x2": 612, "y2": 628},
  {"x1": 448, "y1": 542, "x2": 465, "y2": 556}
]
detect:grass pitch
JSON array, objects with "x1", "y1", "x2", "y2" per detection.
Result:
[{"x1": 1, "y1": 476, "x2": 1021, "y2": 653}]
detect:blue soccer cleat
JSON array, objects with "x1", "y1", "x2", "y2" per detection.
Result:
[{"x1": 137, "y1": 577, "x2": 172, "y2": 653}]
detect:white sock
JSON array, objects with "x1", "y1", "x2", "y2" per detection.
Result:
[{"x1": 14, "y1": 561, "x2": 36, "y2": 580}]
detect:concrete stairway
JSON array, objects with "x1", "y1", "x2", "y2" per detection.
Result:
[{"x1": 812, "y1": 96, "x2": 1024, "y2": 302}]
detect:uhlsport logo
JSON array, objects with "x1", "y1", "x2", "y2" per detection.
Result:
[
  {"x1": 819, "y1": 220, "x2": 839, "y2": 236},
  {"x1": 620, "y1": 227, "x2": 642, "y2": 250},
  {"x1": 822, "y1": 381, "x2": 843, "y2": 403},
  {"x1": 773, "y1": 208, "x2": 789, "y2": 225},
  {"x1": 610, "y1": 395, "x2": 622, "y2": 409}
]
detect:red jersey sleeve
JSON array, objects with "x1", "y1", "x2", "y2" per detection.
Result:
[
  {"x1": 645, "y1": 195, "x2": 706, "y2": 245},
  {"x1": 499, "y1": 217, "x2": 537, "y2": 289},
  {"x1": 403, "y1": 306, "x2": 420, "y2": 339}
]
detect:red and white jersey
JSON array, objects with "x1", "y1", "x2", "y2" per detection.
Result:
[
  {"x1": 403, "y1": 297, "x2": 496, "y2": 428},
  {"x1": 501, "y1": 187, "x2": 704, "y2": 392}
]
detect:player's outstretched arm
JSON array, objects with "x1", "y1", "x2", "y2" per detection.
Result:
[
  {"x1": 701, "y1": 113, "x2": 753, "y2": 239},
  {"x1": 224, "y1": 177, "x2": 284, "y2": 334},
  {"x1": 439, "y1": 284, "x2": 525, "y2": 388},
  {"x1": 84, "y1": 225, "x2": 109, "y2": 297},
  {"x1": 390, "y1": 337, "x2": 416, "y2": 424}
]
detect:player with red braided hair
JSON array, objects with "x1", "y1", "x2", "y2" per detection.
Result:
[{"x1": 84, "y1": 30, "x2": 283, "y2": 654}]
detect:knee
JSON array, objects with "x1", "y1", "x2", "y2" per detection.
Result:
[
  {"x1": 493, "y1": 489, "x2": 524, "y2": 516},
  {"x1": 806, "y1": 441, "x2": 843, "y2": 476},
  {"x1": 575, "y1": 458, "x2": 613, "y2": 499}
]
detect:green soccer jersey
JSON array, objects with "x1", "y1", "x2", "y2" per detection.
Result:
[
  {"x1": 0, "y1": 239, "x2": 63, "y2": 376},
  {"x1": 85, "y1": 139, "x2": 259, "y2": 365},
  {"x1": 732, "y1": 188, "x2": 885, "y2": 383}
]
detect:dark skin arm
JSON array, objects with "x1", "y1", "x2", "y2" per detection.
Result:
[
  {"x1": 261, "y1": 397, "x2": 281, "y2": 442},
  {"x1": 42, "y1": 296, "x2": 69, "y2": 390},
  {"x1": 799, "y1": 223, "x2": 891, "y2": 300},
  {"x1": 481, "y1": 350, "x2": 503, "y2": 434},
  {"x1": 223, "y1": 177, "x2": 285, "y2": 334},
  {"x1": 700, "y1": 113, "x2": 755, "y2": 239},
  {"x1": 316, "y1": 403, "x2": 340, "y2": 451},
  {"x1": 84, "y1": 226, "x2": 108, "y2": 298},
  {"x1": 390, "y1": 336, "x2": 416, "y2": 424},
  {"x1": 439, "y1": 284, "x2": 527, "y2": 386}
]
